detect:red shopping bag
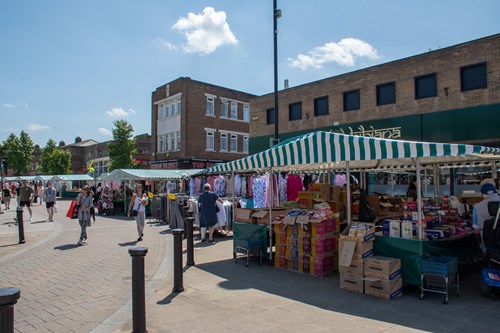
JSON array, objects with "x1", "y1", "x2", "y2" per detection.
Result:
[{"x1": 66, "y1": 200, "x2": 80, "y2": 219}]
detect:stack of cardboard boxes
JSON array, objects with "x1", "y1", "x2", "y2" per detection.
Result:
[
  {"x1": 273, "y1": 214, "x2": 340, "y2": 276},
  {"x1": 363, "y1": 256, "x2": 403, "y2": 299}
]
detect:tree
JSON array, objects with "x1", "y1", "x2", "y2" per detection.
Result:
[
  {"x1": 49, "y1": 149, "x2": 72, "y2": 174},
  {"x1": 108, "y1": 120, "x2": 137, "y2": 171},
  {"x1": 39, "y1": 139, "x2": 57, "y2": 174},
  {"x1": 59, "y1": 140, "x2": 65, "y2": 147},
  {"x1": 1, "y1": 131, "x2": 34, "y2": 175},
  {"x1": 75, "y1": 136, "x2": 82, "y2": 143}
]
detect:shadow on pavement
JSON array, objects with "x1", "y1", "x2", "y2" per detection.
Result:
[
  {"x1": 157, "y1": 291, "x2": 182, "y2": 305},
  {"x1": 119, "y1": 241, "x2": 139, "y2": 247},
  {"x1": 54, "y1": 244, "x2": 80, "y2": 250}
]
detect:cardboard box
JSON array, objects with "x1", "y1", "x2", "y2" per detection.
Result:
[
  {"x1": 308, "y1": 218, "x2": 339, "y2": 237},
  {"x1": 235, "y1": 208, "x2": 254, "y2": 223},
  {"x1": 341, "y1": 222, "x2": 376, "y2": 241},
  {"x1": 251, "y1": 208, "x2": 288, "y2": 225},
  {"x1": 364, "y1": 277, "x2": 403, "y2": 300},
  {"x1": 308, "y1": 254, "x2": 338, "y2": 276},
  {"x1": 364, "y1": 256, "x2": 401, "y2": 280},
  {"x1": 274, "y1": 256, "x2": 287, "y2": 269},
  {"x1": 338, "y1": 260, "x2": 364, "y2": 275},
  {"x1": 339, "y1": 272, "x2": 364, "y2": 293},
  {"x1": 303, "y1": 237, "x2": 338, "y2": 257},
  {"x1": 338, "y1": 238, "x2": 373, "y2": 266},
  {"x1": 366, "y1": 195, "x2": 394, "y2": 216}
]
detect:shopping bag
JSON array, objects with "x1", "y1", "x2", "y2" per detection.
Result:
[
  {"x1": 66, "y1": 200, "x2": 76, "y2": 218},
  {"x1": 54, "y1": 204, "x2": 59, "y2": 213}
]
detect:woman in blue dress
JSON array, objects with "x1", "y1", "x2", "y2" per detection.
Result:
[{"x1": 198, "y1": 183, "x2": 223, "y2": 243}]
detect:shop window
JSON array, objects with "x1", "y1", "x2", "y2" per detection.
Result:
[
  {"x1": 376, "y1": 82, "x2": 396, "y2": 106},
  {"x1": 267, "y1": 108, "x2": 275, "y2": 125},
  {"x1": 220, "y1": 133, "x2": 228, "y2": 152},
  {"x1": 461, "y1": 62, "x2": 487, "y2": 91},
  {"x1": 343, "y1": 89, "x2": 360, "y2": 111},
  {"x1": 289, "y1": 102, "x2": 302, "y2": 121},
  {"x1": 415, "y1": 73, "x2": 437, "y2": 99},
  {"x1": 314, "y1": 96, "x2": 329, "y2": 116}
]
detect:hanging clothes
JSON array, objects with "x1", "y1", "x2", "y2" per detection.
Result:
[
  {"x1": 213, "y1": 175, "x2": 226, "y2": 197},
  {"x1": 286, "y1": 174, "x2": 303, "y2": 201},
  {"x1": 279, "y1": 173, "x2": 287, "y2": 204},
  {"x1": 253, "y1": 174, "x2": 268, "y2": 208}
]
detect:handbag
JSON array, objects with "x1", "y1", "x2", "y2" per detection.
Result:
[{"x1": 130, "y1": 210, "x2": 138, "y2": 217}]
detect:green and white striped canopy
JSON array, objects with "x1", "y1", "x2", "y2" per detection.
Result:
[
  {"x1": 99, "y1": 169, "x2": 204, "y2": 181},
  {"x1": 202, "y1": 131, "x2": 500, "y2": 173}
]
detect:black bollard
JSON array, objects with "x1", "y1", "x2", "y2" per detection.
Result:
[
  {"x1": 182, "y1": 206, "x2": 189, "y2": 239},
  {"x1": 128, "y1": 247, "x2": 148, "y2": 333},
  {"x1": 0, "y1": 287, "x2": 21, "y2": 333},
  {"x1": 185, "y1": 217, "x2": 195, "y2": 266},
  {"x1": 16, "y1": 208, "x2": 25, "y2": 244},
  {"x1": 172, "y1": 229, "x2": 184, "y2": 292},
  {"x1": 186, "y1": 209, "x2": 194, "y2": 218}
]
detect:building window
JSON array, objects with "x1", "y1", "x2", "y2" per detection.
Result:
[
  {"x1": 160, "y1": 104, "x2": 165, "y2": 119},
  {"x1": 343, "y1": 89, "x2": 360, "y2": 111},
  {"x1": 177, "y1": 98, "x2": 182, "y2": 114},
  {"x1": 206, "y1": 131, "x2": 214, "y2": 150},
  {"x1": 220, "y1": 133, "x2": 228, "y2": 152},
  {"x1": 221, "y1": 100, "x2": 228, "y2": 118},
  {"x1": 170, "y1": 133, "x2": 175, "y2": 151},
  {"x1": 461, "y1": 62, "x2": 487, "y2": 91},
  {"x1": 158, "y1": 136, "x2": 164, "y2": 152},
  {"x1": 266, "y1": 108, "x2": 275, "y2": 125},
  {"x1": 175, "y1": 131, "x2": 180, "y2": 150},
  {"x1": 376, "y1": 82, "x2": 396, "y2": 106},
  {"x1": 165, "y1": 103, "x2": 170, "y2": 117},
  {"x1": 289, "y1": 102, "x2": 302, "y2": 121},
  {"x1": 243, "y1": 104, "x2": 249, "y2": 122},
  {"x1": 171, "y1": 102, "x2": 176, "y2": 116},
  {"x1": 206, "y1": 97, "x2": 215, "y2": 116},
  {"x1": 230, "y1": 102, "x2": 238, "y2": 119},
  {"x1": 415, "y1": 73, "x2": 437, "y2": 99},
  {"x1": 314, "y1": 96, "x2": 329, "y2": 116},
  {"x1": 230, "y1": 134, "x2": 238, "y2": 152},
  {"x1": 243, "y1": 136, "x2": 249, "y2": 153}
]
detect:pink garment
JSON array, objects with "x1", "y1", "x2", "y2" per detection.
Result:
[
  {"x1": 286, "y1": 175, "x2": 303, "y2": 201},
  {"x1": 247, "y1": 176, "x2": 254, "y2": 198}
]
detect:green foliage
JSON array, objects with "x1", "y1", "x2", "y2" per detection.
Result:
[
  {"x1": 1, "y1": 131, "x2": 34, "y2": 176},
  {"x1": 108, "y1": 120, "x2": 137, "y2": 171},
  {"x1": 39, "y1": 139, "x2": 71, "y2": 174}
]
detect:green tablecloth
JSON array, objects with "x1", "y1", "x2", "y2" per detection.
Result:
[
  {"x1": 233, "y1": 222, "x2": 268, "y2": 255},
  {"x1": 61, "y1": 191, "x2": 80, "y2": 199},
  {"x1": 374, "y1": 234, "x2": 478, "y2": 286}
]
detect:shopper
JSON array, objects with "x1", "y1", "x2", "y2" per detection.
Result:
[
  {"x1": 37, "y1": 182, "x2": 44, "y2": 205},
  {"x1": 406, "y1": 177, "x2": 418, "y2": 202},
  {"x1": 76, "y1": 186, "x2": 93, "y2": 246},
  {"x1": 19, "y1": 180, "x2": 34, "y2": 221},
  {"x1": 127, "y1": 184, "x2": 148, "y2": 242},
  {"x1": 473, "y1": 179, "x2": 500, "y2": 253},
  {"x1": 2, "y1": 184, "x2": 11, "y2": 210},
  {"x1": 44, "y1": 181, "x2": 57, "y2": 222},
  {"x1": 198, "y1": 183, "x2": 223, "y2": 243}
]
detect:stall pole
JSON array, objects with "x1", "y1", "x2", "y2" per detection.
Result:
[
  {"x1": 416, "y1": 158, "x2": 423, "y2": 240},
  {"x1": 433, "y1": 165, "x2": 440, "y2": 203},
  {"x1": 391, "y1": 170, "x2": 394, "y2": 196},
  {"x1": 231, "y1": 171, "x2": 235, "y2": 233},
  {"x1": 268, "y1": 168, "x2": 273, "y2": 262},
  {"x1": 424, "y1": 167, "x2": 428, "y2": 198},
  {"x1": 346, "y1": 162, "x2": 352, "y2": 225},
  {"x1": 492, "y1": 161, "x2": 498, "y2": 181}
]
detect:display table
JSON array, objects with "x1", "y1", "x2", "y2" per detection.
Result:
[
  {"x1": 233, "y1": 222, "x2": 268, "y2": 258},
  {"x1": 374, "y1": 233, "x2": 477, "y2": 286}
]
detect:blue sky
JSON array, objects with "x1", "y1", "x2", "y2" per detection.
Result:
[{"x1": 1, "y1": 0, "x2": 499, "y2": 147}]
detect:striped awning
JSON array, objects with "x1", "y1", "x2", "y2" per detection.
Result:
[
  {"x1": 98, "y1": 169, "x2": 203, "y2": 181},
  {"x1": 202, "y1": 131, "x2": 500, "y2": 173}
]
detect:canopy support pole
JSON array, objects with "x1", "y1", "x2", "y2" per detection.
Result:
[
  {"x1": 231, "y1": 171, "x2": 235, "y2": 233},
  {"x1": 268, "y1": 168, "x2": 273, "y2": 262},
  {"x1": 416, "y1": 158, "x2": 423, "y2": 240},
  {"x1": 424, "y1": 167, "x2": 428, "y2": 198},
  {"x1": 493, "y1": 161, "x2": 498, "y2": 180},
  {"x1": 346, "y1": 162, "x2": 352, "y2": 225},
  {"x1": 391, "y1": 170, "x2": 394, "y2": 196},
  {"x1": 433, "y1": 165, "x2": 440, "y2": 203}
]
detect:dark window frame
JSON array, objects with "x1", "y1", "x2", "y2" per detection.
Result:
[
  {"x1": 376, "y1": 82, "x2": 396, "y2": 106},
  {"x1": 343, "y1": 89, "x2": 360, "y2": 111},
  {"x1": 266, "y1": 108, "x2": 275, "y2": 125},
  {"x1": 289, "y1": 102, "x2": 302, "y2": 121},
  {"x1": 415, "y1": 73, "x2": 437, "y2": 99},
  {"x1": 314, "y1": 96, "x2": 329, "y2": 116},
  {"x1": 461, "y1": 62, "x2": 487, "y2": 92}
]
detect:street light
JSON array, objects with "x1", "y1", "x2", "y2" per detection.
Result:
[{"x1": 272, "y1": 0, "x2": 281, "y2": 147}]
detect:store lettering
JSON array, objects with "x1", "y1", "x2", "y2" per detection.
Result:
[
  {"x1": 336, "y1": 125, "x2": 402, "y2": 139},
  {"x1": 368, "y1": 266, "x2": 382, "y2": 271}
]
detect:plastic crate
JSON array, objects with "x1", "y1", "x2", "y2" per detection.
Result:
[{"x1": 421, "y1": 256, "x2": 457, "y2": 276}]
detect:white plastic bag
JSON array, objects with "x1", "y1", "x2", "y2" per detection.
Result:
[{"x1": 54, "y1": 204, "x2": 59, "y2": 213}]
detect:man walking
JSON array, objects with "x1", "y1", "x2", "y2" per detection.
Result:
[
  {"x1": 19, "y1": 180, "x2": 34, "y2": 221},
  {"x1": 44, "y1": 181, "x2": 57, "y2": 222}
]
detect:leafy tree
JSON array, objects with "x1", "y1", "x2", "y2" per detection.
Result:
[
  {"x1": 49, "y1": 149, "x2": 72, "y2": 174},
  {"x1": 1, "y1": 131, "x2": 34, "y2": 175},
  {"x1": 108, "y1": 120, "x2": 136, "y2": 171},
  {"x1": 39, "y1": 139, "x2": 57, "y2": 174},
  {"x1": 75, "y1": 136, "x2": 82, "y2": 143},
  {"x1": 59, "y1": 140, "x2": 65, "y2": 147}
]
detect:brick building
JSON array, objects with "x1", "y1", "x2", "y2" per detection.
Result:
[
  {"x1": 249, "y1": 34, "x2": 500, "y2": 153},
  {"x1": 151, "y1": 77, "x2": 256, "y2": 169}
]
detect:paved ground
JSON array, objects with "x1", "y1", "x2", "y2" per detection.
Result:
[{"x1": 2, "y1": 199, "x2": 500, "y2": 333}]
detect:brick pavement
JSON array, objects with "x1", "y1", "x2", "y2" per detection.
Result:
[{"x1": 0, "y1": 200, "x2": 169, "y2": 333}]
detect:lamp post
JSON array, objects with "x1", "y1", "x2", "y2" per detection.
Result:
[{"x1": 272, "y1": 0, "x2": 281, "y2": 147}]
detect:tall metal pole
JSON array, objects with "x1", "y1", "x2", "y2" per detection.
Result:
[{"x1": 273, "y1": 0, "x2": 280, "y2": 145}]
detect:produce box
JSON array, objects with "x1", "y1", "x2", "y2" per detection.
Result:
[
  {"x1": 338, "y1": 260, "x2": 364, "y2": 276},
  {"x1": 364, "y1": 256, "x2": 401, "y2": 280},
  {"x1": 235, "y1": 208, "x2": 254, "y2": 223},
  {"x1": 364, "y1": 277, "x2": 403, "y2": 300},
  {"x1": 339, "y1": 272, "x2": 364, "y2": 293}
]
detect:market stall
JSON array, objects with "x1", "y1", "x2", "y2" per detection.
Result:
[{"x1": 201, "y1": 131, "x2": 500, "y2": 283}]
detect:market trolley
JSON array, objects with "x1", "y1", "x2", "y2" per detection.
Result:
[
  {"x1": 419, "y1": 256, "x2": 460, "y2": 304},
  {"x1": 234, "y1": 237, "x2": 263, "y2": 267}
]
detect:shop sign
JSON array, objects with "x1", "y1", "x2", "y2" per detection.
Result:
[{"x1": 335, "y1": 125, "x2": 402, "y2": 139}]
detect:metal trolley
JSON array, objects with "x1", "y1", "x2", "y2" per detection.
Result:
[
  {"x1": 419, "y1": 256, "x2": 460, "y2": 304},
  {"x1": 234, "y1": 238, "x2": 263, "y2": 267}
]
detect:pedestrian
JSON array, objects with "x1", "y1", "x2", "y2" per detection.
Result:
[
  {"x1": 406, "y1": 177, "x2": 418, "y2": 202},
  {"x1": 198, "y1": 183, "x2": 223, "y2": 244},
  {"x1": 2, "y1": 184, "x2": 11, "y2": 210},
  {"x1": 76, "y1": 186, "x2": 93, "y2": 246},
  {"x1": 37, "y1": 182, "x2": 44, "y2": 205},
  {"x1": 127, "y1": 184, "x2": 148, "y2": 242},
  {"x1": 44, "y1": 181, "x2": 57, "y2": 222},
  {"x1": 19, "y1": 180, "x2": 34, "y2": 221},
  {"x1": 473, "y1": 179, "x2": 500, "y2": 254}
]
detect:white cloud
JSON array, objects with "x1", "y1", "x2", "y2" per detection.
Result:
[
  {"x1": 2, "y1": 103, "x2": 18, "y2": 109},
  {"x1": 98, "y1": 128, "x2": 112, "y2": 137},
  {"x1": 128, "y1": 108, "x2": 137, "y2": 114},
  {"x1": 157, "y1": 38, "x2": 179, "y2": 51},
  {"x1": 172, "y1": 7, "x2": 238, "y2": 54},
  {"x1": 288, "y1": 38, "x2": 380, "y2": 70},
  {"x1": 106, "y1": 107, "x2": 131, "y2": 117},
  {"x1": 28, "y1": 124, "x2": 50, "y2": 131}
]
